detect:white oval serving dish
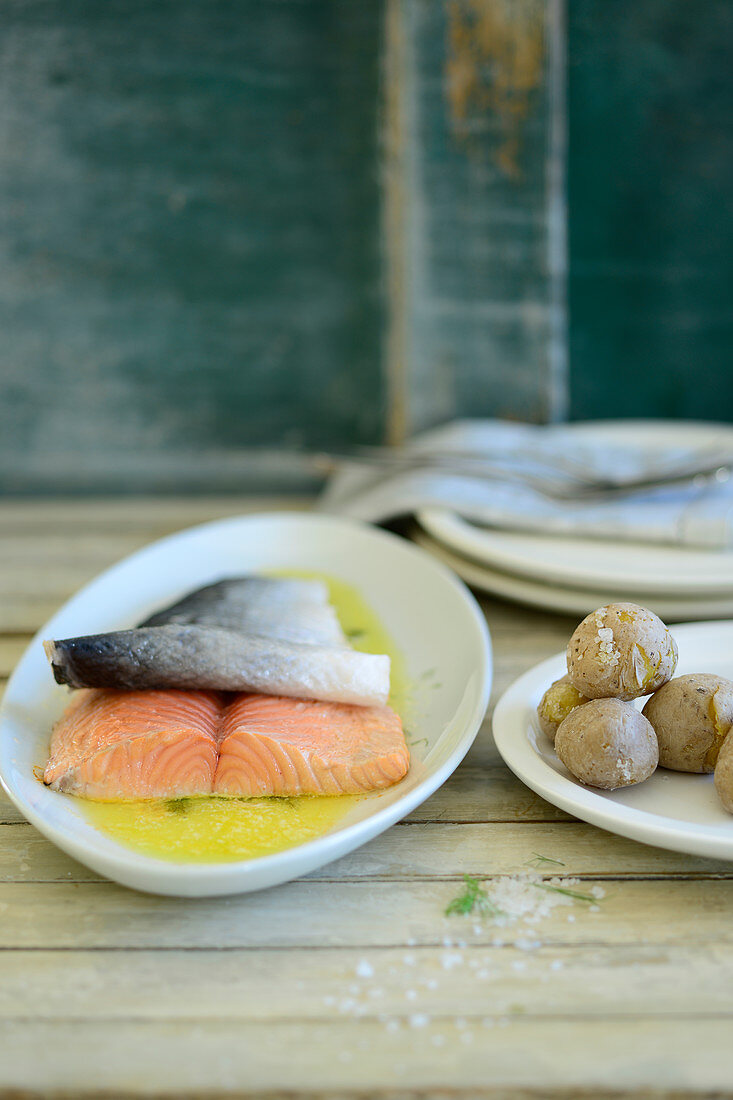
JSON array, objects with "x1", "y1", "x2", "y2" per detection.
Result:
[{"x1": 0, "y1": 513, "x2": 492, "y2": 896}]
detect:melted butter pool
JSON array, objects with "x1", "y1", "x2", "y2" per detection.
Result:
[{"x1": 84, "y1": 573, "x2": 407, "y2": 863}]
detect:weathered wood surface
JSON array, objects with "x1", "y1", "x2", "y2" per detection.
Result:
[
  {"x1": 1, "y1": 498, "x2": 732, "y2": 1098},
  {"x1": 386, "y1": 0, "x2": 566, "y2": 433}
]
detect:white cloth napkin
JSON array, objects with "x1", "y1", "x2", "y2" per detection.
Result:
[{"x1": 318, "y1": 420, "x2": 733, "y2": 550}]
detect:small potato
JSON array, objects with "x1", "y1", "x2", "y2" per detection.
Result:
[
  {"x1": 642, "y1": 673, "x2": 733, "y2": 773},
  {"x1": 714, "y1": 730, "x2": 733, "y2": 813},
  {"x1": 555, "y1": 698, "x2": 658, "y2": 790},
  {"x1": 567, "y1": 603, "x2": 677, "y2": 701},
  {"x1": 537, "y1": 675, "x2": 590, "y2": 744}
]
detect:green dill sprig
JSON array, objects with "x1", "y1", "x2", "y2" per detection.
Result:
[
  {"x1": 408, "y1": 737, "x2": 429, "y2": 750},
  {"x1": 164, "y1": 797, "x2": 191, "y2": 815},
  {"x1": 526, "y1": 853, "x2": 566, "y2": 868},
  {"x1": 532, "y1": 882, "x2": 597, "y2": 904},
  {"x1": 445, "y1": 874, "x2": 505, "y2": 919}
]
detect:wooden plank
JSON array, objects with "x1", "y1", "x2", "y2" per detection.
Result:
[
  {"x1": 1, "y1": 1017, "x2": 732, "y2": 1094},
  {"x1": 0, "y1": 496, "x2": 309, "y2": 534},
  {"x1": 0, "y1": 820, "x2": 728, "y2": 885},
  {"x1": 3, "y1": 943, "x2": 733, "y2": 1021},
  {"x1": 390, "y1": 0, "x2": 567, "y2": 431},
  {"x1": 568, "y1": 0, "x2": 733, "y2": 422},
  {"x1": 0, "y1": 639, "x2": 26, "y2": 678},
  {"x1": 0, "y1": 879, "x2": 730, "y2": 950}
]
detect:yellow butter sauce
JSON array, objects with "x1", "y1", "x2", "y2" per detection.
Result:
[{"x1": 84, "y1": 573, "x2": 408, "y2": 863}]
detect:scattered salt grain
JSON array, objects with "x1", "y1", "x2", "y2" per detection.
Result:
[
  {"x1": 515, "y1": 937, "x2": 540, "y2": 952},
  {"x1": 550, "y1": 959, "x2": 564, "y2": 971},
  {"x1": 356, "y1": 960, "x2": 374, "y2": 979},
  {"x1": 409, "y1": 1014, "x2": 429, "y2": 1029},
  {"x1": 441, "y1": 952, "x2": 464, "y2": 970},
  {"x1": 405, "y1": 990, "x2": 417, "y2": 1001},
  {"x1": 402, "y1": 953, "x2": 416, "y2": 966}
]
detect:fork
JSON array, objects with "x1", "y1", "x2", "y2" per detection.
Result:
[{"x1": 309, "y1": 446, "x2": 733, "y2": 502}]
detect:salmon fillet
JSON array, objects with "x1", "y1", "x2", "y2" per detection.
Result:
[
  {"x1": 44, "y1": 689, "x2": 222, "y2": 800},
  {"x1": 215, "y1": 694, "x2": 410, "y2": 796},
  {"x1": 44, "y1": 690, "x2": 409, "y2": 800}
]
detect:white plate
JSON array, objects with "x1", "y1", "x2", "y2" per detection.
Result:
[
  {"x1": 0, "y1": 513, "x2": 492, "y2": 897},
  {"x1": 493, "y1": 621, "x2": 733, "y2": 861},
  {"x1": 419, "y1": 420, "x2": 733, "y2": 597},
  {"x1": 412, "y1": 528, "x2": 733, "y2": 622}
]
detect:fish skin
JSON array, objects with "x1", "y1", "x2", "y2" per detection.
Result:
[
  {"x1": 44, "y1": 625, "x2": 390, "y2": 707},
  {"x1": 139, "y1": 577, "x2": 346, "y2": 648}
]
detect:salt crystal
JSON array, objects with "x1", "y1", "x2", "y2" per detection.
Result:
[
  {"x1": 550, "y1": 960, "x2": 563, "y2": 971},
  {"x1": 514, "y1": 937, "x2": 540, "y2": 952},
  {"x1": 402, "y1": 954, "x2": 416, "y2": 966},
  {"x1": 441, "y1": 952, "x2": 464, "y2": 970},
  {"x1": 356, "y1": 960, "x2": 374, "y2": 979},
  {"x1": 405, "y1": 990, "x2": 417, "y2": 1001},
  {"x1": 409, "y1": 1014, "x2": 429, "y2": 1028}
]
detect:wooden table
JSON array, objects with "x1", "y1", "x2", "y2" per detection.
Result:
[{"x1": 1, "y1": 499, "x2": 732, "y2": 1099}]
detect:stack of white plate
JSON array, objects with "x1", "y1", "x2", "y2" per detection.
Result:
[{"x1": 413, "y1": 422, "x2": 733, "y2": 622}]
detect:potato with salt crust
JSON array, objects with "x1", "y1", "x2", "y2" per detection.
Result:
[
  {"x1": 566, "y1": 603, "x2": 677, "y2": 702},
  {"x1": 555, "y1": 698, "x2": 658, "y2": 790},
  {"x1": 537, "y1": 675, "x2": 590, "y2": 745},
  {"x1": 714, "y1": 730, "x2": 733, "y2": 813},
  {"x1": 642, "y1": 673, "x2": 733, "y2": 773}
]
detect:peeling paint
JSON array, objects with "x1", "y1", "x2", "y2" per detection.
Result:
[{"x1": 446, "y1": 0, "x2": 544, "y2": 177}]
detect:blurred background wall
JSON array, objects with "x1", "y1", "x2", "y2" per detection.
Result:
[{"x1": 1, "y1": 0, "x2": 731, "y2": 494}]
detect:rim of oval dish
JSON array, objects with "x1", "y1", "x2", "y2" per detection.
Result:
[{"x1": 0, "y1": 512, "x2": 492, "y2": 896}]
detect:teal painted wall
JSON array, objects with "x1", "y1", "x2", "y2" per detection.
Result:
[
  {"x1": 568, "y1": 0, "x2": 733, "y2": 421},
  {"x1": 0, "y1": 1, "x2": 731, "y2": 492},
  {"x1": 0, "y1": 0, "x2": 384, "y2": 491}
]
